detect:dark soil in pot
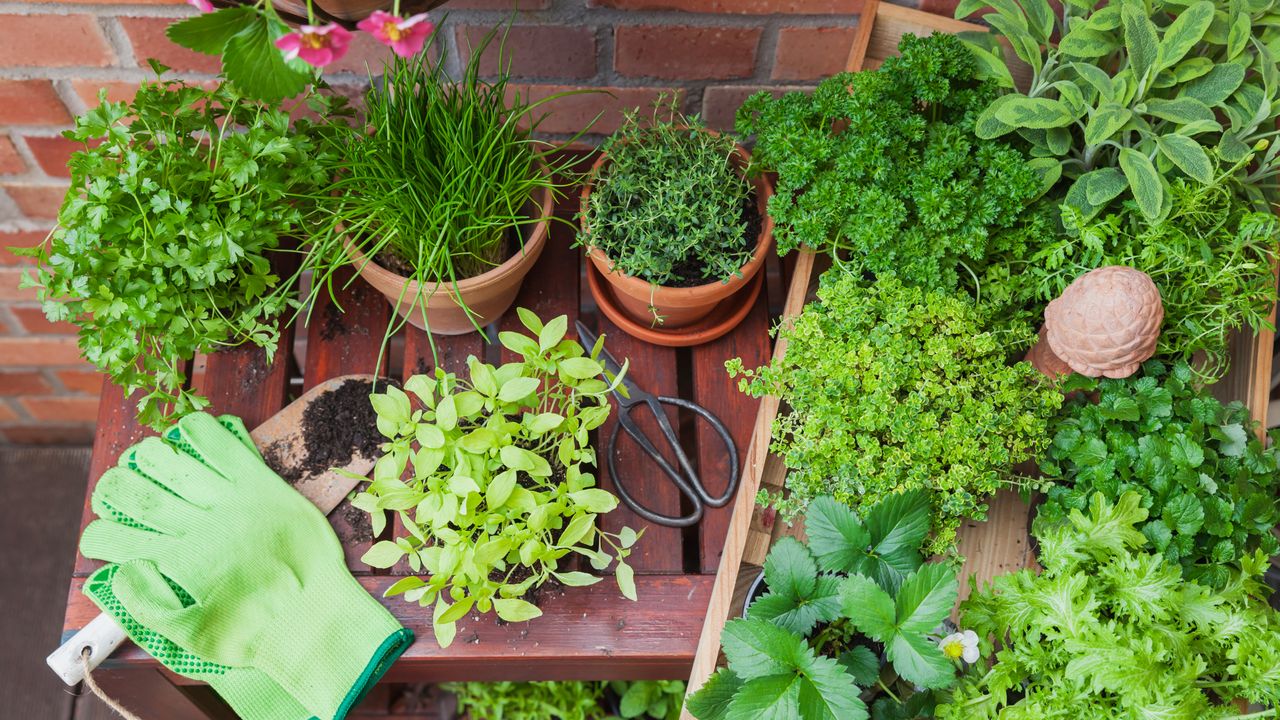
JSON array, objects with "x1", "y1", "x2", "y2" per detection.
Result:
[{"x1": 660, "y1": 194, "x2": 761, "y2": 289}]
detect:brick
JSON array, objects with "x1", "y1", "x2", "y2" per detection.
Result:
[
  {"x1": 0, "y1": 15, "x2": 114, "y2": 68},
  {"x1": 0, "y1": 337, "x2": 83, "y2": 366},
  {"x1": 0, "y1": 135, "x2": 23, "y2": 175},
  {"x1": 4, "y1": 183, "x2": 67, "y2": 221},
  {"x1": 0, "y1": 424, "x2": 96, "y2": 444},
  {"x1": 0, "y1": 80, "x2": 70, "y2": 125},
  {"x1": 0, "y1": 372, "x2": 51, "y2": 395},
  {"x1": 701, "y1": 84, "x2": 811, "y2": 130},
  {"x1": 0, "y1": 230, "x2": 48, "y2": 266},
  {"x1": 121, "y1": 18, "x2": 221, "y2": 74},
  {"x1": 23, "y1": 0, "x2": 183, "y2": 4},
  {"x1": 23, "y1": 135, "x2": 100, "y2": 178},
  {"x1": 615, "y1": 25, "x2": 761, "y2": 80},
  {"x1": 19, "y1": 395, "x2": 100, "y2": 422},
  {"x1": 457, "y1": 24, "x2": 596, "y2": 80},
  {"x1": 327, "y1": 30, "x2": 397, "y2": 75},
  {"x1": 0, "y1": 270, "x2": 39, "y2": 302},
  {"x1": 773, "y1": 27, "x2": 856, "y2": 80},
  {"x1": 590, "y1": 0, "x2": 860, "y2": 12},
  {"x1": 55, "y1": 369, "x2": 103, "y2": 395},
  {"x1": 11, "y1": 306, "x2": 75, "y2": 334},
  {"x1": 0, "y1": 402, "x2": 16, "y2": 423},
  {"x1": 507, "y1": 85, "x2": 681, "y2": 135},
  {"x1": 70, "y1": 80, "x2": 141, "y2": 109}
]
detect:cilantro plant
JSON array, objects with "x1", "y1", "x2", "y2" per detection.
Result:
[
  {"x1": 17, "y1": 78, "x2": 336, "y2": 430},
  {"x1": 1039, "y1": 360, "x2": 1280, "y2": 589},
  {"x1": 960, "y1": 0, "x2": 1280, "y2": 221},
  {"x1": 940, "y1": 492, "x2": 1280, "y2": 718},
  {"x1": 357, "y1": 311, "x2": 641, "y2": 647},
  {"x1": 578, "y1": 97, "x2": 754, "y2": 287},
  {"x1": 737, "y1": 32, "x2": 1041, "y2": 289},
  {"x1": 687, "y1": 492, "x2": 966, "y2": 720},
  {"x1": 977, "y1": 176, "x2": 1280, "y2": 380},
  {"x1": 729, "y1": 271, "x2": 1061, "y2": 553}
]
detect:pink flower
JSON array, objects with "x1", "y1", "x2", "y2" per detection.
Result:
[
  {"x1": 187, "y1": 0, "x2": 214, "y2": 12},
  {"x1": 275, "y1": 24, "x2": 353, "y2": 68},
  {"x1": 356, "y1": 11, "x2": 434, "y2": 58}
]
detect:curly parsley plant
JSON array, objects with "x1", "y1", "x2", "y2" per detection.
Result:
[
  {"x1": 357, "y1": 310, "x2": 641, "y2": 647},
  {"x1": 729, "y1": 272, "x2": 1061, "y2": 553},
  {"x1": 18, "y1": 78, "x2": 336, "y2": 430},
  {"x1": 737, "y1": 32, "x2": 1042, "y2": 289}
]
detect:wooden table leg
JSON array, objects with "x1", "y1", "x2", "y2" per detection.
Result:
[{"x1": 86, "y1": 667, "x2": 236, "y2": 720}]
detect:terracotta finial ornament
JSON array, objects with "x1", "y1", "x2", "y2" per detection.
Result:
[{"x1": 1026, "y1": 266, "x2": 1164, "y2": 379}]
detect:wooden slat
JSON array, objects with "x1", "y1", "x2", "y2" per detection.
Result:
[
  {"x1": 302, "y1": 266, "x2": 393, "y2": 572},
  {"x1": 190, "y1": 338, "x2": 293, "y2": 430},
  {"x1": 73, "y1": 382, "x2": 151, "y2": 577},
  {"x1": 590, "y1": 310, "x2": 685, "y2": 573},
  {"x1": 953, "y1": 489, "x2": 1035, "y2": 605},
  {"x1": 691, "y1": 292, "x2": 770, "y2": 573},
  {"x1": 498, "y1": 224, "x2": 580, "y2": 358},
  {"x1": 65, "y1": 573, "x2": 713, "y2": 682}
]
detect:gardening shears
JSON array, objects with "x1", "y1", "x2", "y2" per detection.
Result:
[{"x1": 575, "y1": 321, "x2": 740, "y2": 528}]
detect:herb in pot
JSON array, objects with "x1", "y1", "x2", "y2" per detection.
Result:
[
  {"x1": 298, "y1": 23, "x2": 583, "y2": 336},
  {"x1": 578, "y1": 98, "x2": 754, "y2": 288},
  {"x1": 736, "y1": 31, "x2": 1042, "y2": 290},
  {"x1": 687, "y1": 492, "x2": 966, "y2": 720},
  {"x1": 939, "y1": 491, "x2": 1280, "y2": 717},
  {"x1": 444, "y1": 679, "x2": 685, "y2": 720},
  {"x1": 17, "y1": 77, "x2": 339, "y2": 430},
  {"x1": 960, "y1": 0, "x2": 1280, "y2": 221},
  {"x1": 728, "y1": 270, "x2": 1062, "y2": 554},
  {"x1": 357, "y1": 310, "x2": 641, "y2": 647},
  {"x1": 1038, "y1": 359, "x2": 1280, "y2": 589},
  {"x1": 976, "y1": 175, "x2": 1280, "y2": 380}
]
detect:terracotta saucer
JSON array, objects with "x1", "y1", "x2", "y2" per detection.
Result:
[{"x1": 586, "y1": 261, "x2": 764, "y2": 348}]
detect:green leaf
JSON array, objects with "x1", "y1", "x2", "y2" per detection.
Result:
[
  {"x1": 616, "y1": 561, "x2": 637, "y2": 601},
  {"x1": 434, "y1": 393, "x2": 458, "y2": 431},
  {"x1": 1157, "y1": 134, "x2": 1213, "y2": 183},
  {"x1": 725, "y1": 675, "x2": 802, "y2": 720},
  {"x1": 1059, "y1": 27, "x2": 1119, "y2": 58},
  {"x1": 839, "y1": 646, "x2": 881, "y2": 687},
  {"x1": 525, "y1": 412, "x2": 564, "y2": 435},
  {"x1": 886, "y1": 632, "x2": 956, "y2": 689},
  {"x1": 552, "y1": 570, "x2": 603, "y2": 587},
  {"x1": 1027, "y1": 157, "x2": 1062, "y2": 198},
  {"x1": 1073, "y1": 62, "x2": 1116, "y2": 99},
  {"x1": 798, "y1": 655, "x2": 869, "y2": 720},
  {"x1": 361, "y1": 540, "x2": 406, "y2": 569},
  {"x1": 721, "y1": 617, "x2": 808, "y2": 679},
  {"x1": 804, "y1": 496, "x2": 870, "y2": 573},
  {"x1": 498, "y1": 376, "x2": 540, "y2": 403},
  {"x1": 559, "y1": 357, "x2": 604, "y2": 380},
  {"x1": 764, "y1": 537, "x2": 817, "y2": 599},
  {"x1": 1118, "y1": 147, "x2": 1163, "y2": 221},
  {"x1": 841, "y1": 575, "x2": 896, "y2": 642},
  {"x1": 1182, "y1": 63, "x2": 1246, "y2": 106},
  {"x1": 569, "y1": 488, "x2": 619, "y2": 513},
  {"x1": 1163, "y1": 493, "x2": 1205, "y2": 535},
  {"x1": 894, "y1": 563, "x2": 958, "y2": 635},
  {"x1": 538, "y1": 314, "x2": 568, "y2": 352},
  {"x1": 486, "y1": 469, "x2": 517, "y2": 508},
  {"x1": 1121, "y1": 0, "x2": 1159, "y2": 82},
  {"x1": 687, "y1": 669, "x2": 742, "y2": 720},
  {"x1": 1084, "y1": 103, "x2": 1132, "y2": 145},
  {"x1": 1084, "y1": 167, "x2": 1129, "y2": 206},
  {"x1": 1158, "y1": 1, "x2": 1213, "y2": 70},
  {"x1": 383, "y1": 575, "x2": 426, "y2": 597},
  {"x1": 499, "y1": 330, "x2": 540, "y2": 357},
  {"x1": 993, "y1": 96, "x2": 1075, "y2": 129},
  {"x1": 865, "y1": 489, "x2": 930, "y2": 590},
  {"x1": 438, "y1": 596, "x2": 475, "y2": 624},
  {"x1": 166, "y1": 6, "x2": 258, "y2": 55},
  {"x1": 1020, "y1": 0, "x2": 1055, "y2": 44},
  {"x1": 964, "y1": 41, "x2": 1016, "y2": 89},
  {"x1": 221, "y1": 15, "x2": 310, "y2": 103},
  {"x1": 494, "y1": 598, "x2": 543, "y2": 622},
  {"x1": 1144, "y1": 97, "x2": 1216, "y2": 124}
]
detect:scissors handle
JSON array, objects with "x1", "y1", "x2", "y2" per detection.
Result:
[{"x1": 606, "y1": 396, "x2": 740, "y2": 528}]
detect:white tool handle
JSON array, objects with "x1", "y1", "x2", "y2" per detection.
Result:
[{"x1": 47, "y1": 613, "x2": 129, "y2": 686}]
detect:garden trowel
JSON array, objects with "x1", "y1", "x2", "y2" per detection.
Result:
[{"x1": 47, "y1": 374, "x2": 383, "y2": 686}]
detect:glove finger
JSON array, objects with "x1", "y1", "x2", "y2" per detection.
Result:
[
  {"x1": 93, "y1": 466, "x2": 200, "y2": 536},
  {"x1": 217, "y1": 415, "x2": 261, "y2": 457},
  {"x1": 112, "y1": 560, "x2": 204, "y2": 651},
  {"x1": 125, "y1": 437, "x2": 229, "y2": 508},
  {"x1": 176, "y1": 413, "x2": 275, "y2": 487},
  {"x1": 80, "y1": 519, "x2": 173, "y2": 564}
]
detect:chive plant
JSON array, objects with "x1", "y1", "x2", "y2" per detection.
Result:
[{"x1": 296, "y1": 23, "x2": 586, "y2": 333}]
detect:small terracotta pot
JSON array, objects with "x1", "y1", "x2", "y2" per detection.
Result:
[
  {"x1": 344, "y1": 182, "x2": 553, "y2": 335},
  {"x1": 580, "y1": 138, "x2": 774, "y2": 330}
]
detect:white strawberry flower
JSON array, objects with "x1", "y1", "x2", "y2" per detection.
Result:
[{"x1": 939, "y1": 629, "x2": 980, "y2": 664}]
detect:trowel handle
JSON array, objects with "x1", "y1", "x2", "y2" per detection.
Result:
[{"x1": 47, "y1": 613, "x2": 127, "y2": 686}]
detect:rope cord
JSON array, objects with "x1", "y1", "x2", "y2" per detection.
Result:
[{"x1": 80, "y1": 647, "x2": 145, "y2": 720}]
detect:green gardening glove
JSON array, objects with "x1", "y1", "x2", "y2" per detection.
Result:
[
  {"x1": 83, "y1": 416, "x2": 312, "y2": 719},
  {"x1": 80, "y1": 412, "x2": 413, "y2": 720}
]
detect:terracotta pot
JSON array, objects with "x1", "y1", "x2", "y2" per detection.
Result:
[
  {"x1": 580, "y1": 137, "x2": 775, "y2": 331},
  {"x1": 344, "y1": 182, "x2": 552, "y2": 335},
  {"x1": 225, "y1": 0, "x2": 448, "y2": 26}
]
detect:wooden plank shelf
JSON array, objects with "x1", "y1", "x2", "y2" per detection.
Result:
[{"x1": 60, "y1": 183, "x2": 775, "y2": 711}]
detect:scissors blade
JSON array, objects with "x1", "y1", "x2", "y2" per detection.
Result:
[{"x1": 574, "y1": 320, "x2": 641, "y2": 401}]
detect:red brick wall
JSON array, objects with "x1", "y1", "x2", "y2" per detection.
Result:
[{"x1": 0, "y1": 0, "x2": 946, "y2": 444}]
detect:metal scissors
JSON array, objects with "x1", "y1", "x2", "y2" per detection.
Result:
[{"x1": 575, "y1": 321, "x2": 740, "y2": 528}]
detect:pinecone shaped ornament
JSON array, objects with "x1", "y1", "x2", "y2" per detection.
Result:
[{"x1": 1027, "y1": 266, "x2": 1163, "y2": 379}]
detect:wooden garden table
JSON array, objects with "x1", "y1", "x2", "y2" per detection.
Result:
[{"x1": 58, "y1": 190, "x2": 779, "y2": 718}]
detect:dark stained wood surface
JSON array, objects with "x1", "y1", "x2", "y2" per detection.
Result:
[{"x1": 64, "y1": 192, "x2": 776, "y2": 690}]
